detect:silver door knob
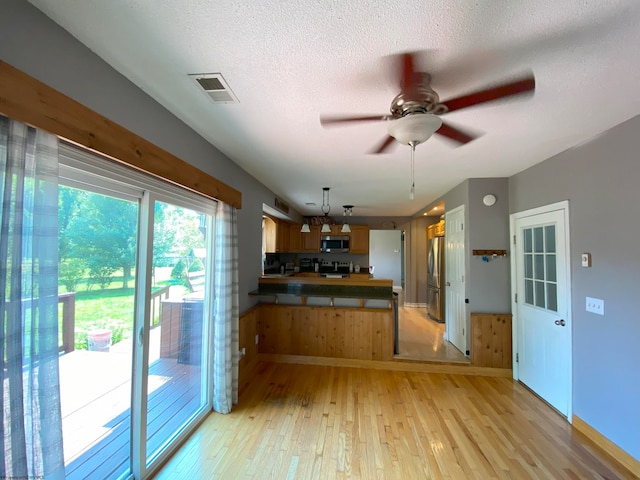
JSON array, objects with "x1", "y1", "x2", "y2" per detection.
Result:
[{"x1": 554, "y1": 319, "x2": 566, "y2": 326}]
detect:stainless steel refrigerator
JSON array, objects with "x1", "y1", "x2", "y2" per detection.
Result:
[{"x1": 427, "y1": 236, "x2": 445, "y2": 323}]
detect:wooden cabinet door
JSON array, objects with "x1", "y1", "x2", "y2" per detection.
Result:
[
  {"x1": 288, "y1": 224, "x2": 303, "y2": 252},
  {"x1": 349, "y1": 225, "x2": 370, "y2": 254},
  {"x1": 302, "y1": 225, "x2": 320, "y2": 252},
  {"x1": 275, "y1": 220, "x2": 289, "y2": 252}
]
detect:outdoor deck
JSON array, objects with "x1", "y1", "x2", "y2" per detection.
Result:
[{"x1": 59, "y1": 329, "x2": 204, "y2": 479}]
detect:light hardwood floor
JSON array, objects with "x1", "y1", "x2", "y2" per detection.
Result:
[
  {"x1": 395, "y1": 297, "x2": 470, "y2": 364},
  {"x1": 152, "y1": 362, "x2": 629, "y2": 479}
]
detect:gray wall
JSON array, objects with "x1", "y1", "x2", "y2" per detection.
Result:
[
  {"x1": 369, "y1": 230, "x2": 402, "y2": 287},
  {"x1": 509, "y1": 115, "x2": 640, "y2": 461},
  {"x1": 467, "y1": 178, "x2": 511, "y2": 314},
  {"x1": 0, "y1": 0, "x2": 281, "y2": 313}
]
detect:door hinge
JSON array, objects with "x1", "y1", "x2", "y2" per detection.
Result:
[
  {"x1": 516, "y1": 353, "x2": 519, "y2": 363},
  {"x1": 514, "y1": 293, "x2": 517, "y2": 303},
  {"x1": 461, "y1": 223, "x2": 464, "y2": 231},
  {"x1": 513, "y1": 234, "x2": 516, "y2": 245}
]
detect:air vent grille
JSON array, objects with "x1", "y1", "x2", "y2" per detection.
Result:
[{"x1": 189, "y1": 73, "x2": 239, "y2": 104}]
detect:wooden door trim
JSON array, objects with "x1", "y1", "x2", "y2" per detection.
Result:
[{"x1": 0, "y1": 61, "x2": 241, "y2": 209}]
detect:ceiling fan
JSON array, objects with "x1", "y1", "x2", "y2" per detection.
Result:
[{"x1": 320, "y1": 52, "x2": 535, "y2": 154}]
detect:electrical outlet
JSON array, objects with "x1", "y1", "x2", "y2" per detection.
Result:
[{"x1": 586, "y1": 296, "x2": 604, "y2": 315}]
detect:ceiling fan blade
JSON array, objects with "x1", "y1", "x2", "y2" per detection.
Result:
[
  {"x1": 369, "y1": 135, "x2": 396, "y2": 154},
  {"x1": 400, "y1": 52, "x2": 417, "y2": 92},
  {"x1": 320, "y1": 114, "x2": 391, "y2": 127},
  {"x1": 441, "y1": 73, "x2": 535, "y2": 113},
  {"x1": 436, "y1": 122, "x2": 477, "y2": 145}
]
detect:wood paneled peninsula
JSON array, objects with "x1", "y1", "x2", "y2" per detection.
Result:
[{"x1": 250, "y1": 276, "x2": 397, "y2": 361}]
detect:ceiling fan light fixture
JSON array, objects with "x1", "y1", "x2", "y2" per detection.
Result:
[{"x1": 387, "y1": 114, "x2": 443, "y2": 145}]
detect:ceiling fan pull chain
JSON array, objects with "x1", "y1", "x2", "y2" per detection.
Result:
[{"x1": 410, "y1": 142, "x2": 416, "y2": 200}]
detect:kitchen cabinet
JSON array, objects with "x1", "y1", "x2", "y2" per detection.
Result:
[
  {"x1": 288, "y1": 223, "x2": 303, "y2": 252},
  {"x1": 348, "y1": 225, "x2": 370, "y2": 254},
  {"x1": 263, "y1": 216, "x2": 277, "y2": 253},
  {"x1": 427, "y1": 219, "x2": 445, "y2": 238},
  {"x1": 275, "y1": 220, "x2": 289, "y2": 252},
  {"x1": 301, "y1": 225, "x2": 321, "y2": 252}
]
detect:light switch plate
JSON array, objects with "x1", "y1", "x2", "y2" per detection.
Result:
[
  {"x1": 581, "y1": 253, "x2": 591, "y2": 267},
  {"x1": 586, "y1": 296, "x2": 604, "y2": 315}
]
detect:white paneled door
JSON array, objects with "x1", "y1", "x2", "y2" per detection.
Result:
[
  {"x1": 445, "y1": 205, "x2": 466, "y2": 354},
  {"x1": 511, "y1": 202, "x2": 572, "y2": 418}
]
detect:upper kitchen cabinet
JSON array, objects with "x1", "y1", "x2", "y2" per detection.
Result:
[
  {"x1": 263, "y1": 216, "x2": 277, "y2": 253},
  {"x1": 348, "y1": 225, "x2": 370, "y2": 254},
  {"x1": 301, "y1": 225, "x2": 321, "y2": 252},
  {"x1": 288, "y1": 223, "x2": 303, "y2": 252},
  {"x1": 276, "y1": 220, "x2": 290, "y2": 252}
]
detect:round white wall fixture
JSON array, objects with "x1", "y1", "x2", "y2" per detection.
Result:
[{"x1": 482, "y1": 194, "x2": 497, "y2": 206}]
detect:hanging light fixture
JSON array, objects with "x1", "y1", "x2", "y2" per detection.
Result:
[
  {"x1": 341, "y1": 205, "x2": 353, "y2": 233},
  {"x1": 320, "y1": 187, "x2": 332, "y2": 233},
  {"x1": 300, "y1": 220, "x2": 311, "y2": 233},
  {"x1": 387, "y1": 114, "x2": 442, "y2": 199}
]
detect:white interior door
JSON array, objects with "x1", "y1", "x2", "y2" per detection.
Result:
[
  {"x1": 445, "y1": 206, "x2": 466, "y2": 354},
  {"x1": 511, "y1": 202, "x2": 571, "y2": 417}
]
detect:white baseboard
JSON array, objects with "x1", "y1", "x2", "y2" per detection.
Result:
[{"x1": 404, "y1": 303, "x2": 426, "y2": 308}]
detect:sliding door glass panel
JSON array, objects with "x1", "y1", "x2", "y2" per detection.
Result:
[
  {"x1": 58, "y1": 185, "x2": 137, "y2": 480},
  {"x1": 145, "y1": 200, "x2": 210, "y2": 464}
]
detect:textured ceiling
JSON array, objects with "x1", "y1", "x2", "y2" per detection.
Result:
[{"x1": 29, "y1": 0, "x2": 640, "y2": 217}]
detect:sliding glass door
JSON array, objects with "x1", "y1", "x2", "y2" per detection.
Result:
[
  {"x1": 58, "y1": 145, "x2": 215, "y2": 479},
  {"x1": 139, "y1": 197, "x2": 212, "y2": 470}
]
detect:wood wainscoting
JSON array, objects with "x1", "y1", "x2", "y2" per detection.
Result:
[
  {"x1": 238, "y1": 307, "x2": 260, "y2": 395},
  {"x1": 470, "y1": 313, "x2": 512, "y2": 368},
  {"x1": 257, "y1": 304, "x2": 394, "y2": 361}
]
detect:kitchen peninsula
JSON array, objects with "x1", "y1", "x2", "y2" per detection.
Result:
[{"x1": 250, "y1": 275, "x2": 397, "y2": 361}]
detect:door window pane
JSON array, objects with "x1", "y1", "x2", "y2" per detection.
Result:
[
  {"x1": 523, "y1": 229, "x2": 532, "y2": 253},
  {"x1": 534, "y1": 227, "x2": 544, "y2": 253},
  {"x1": 545, "y1": 225, "x2": 556, "y2": 253},
  {"x1": 525, "y1": 279, "x2": 534, "y2": 304},
  {"x1": 522, "y1": 224, "x2": 558, "y2": 312},
  {"x1": 524, "y1": 254, "x2": 533, "y2": 278},
  {"x1": 547, "y1": 283, "x2": 558, "y2": 312}
]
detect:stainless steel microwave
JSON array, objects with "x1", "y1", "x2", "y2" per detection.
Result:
[{"x1": 320, "y1": 235, "x2": 349, "y2": 253}]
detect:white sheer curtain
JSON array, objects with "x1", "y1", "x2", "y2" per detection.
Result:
[
  {"x1": 0, "y1": 116, "x2": 65, "y2": 478},
  {"x1": 212, "y1": 201, "x2": 239, "y2": 413}
]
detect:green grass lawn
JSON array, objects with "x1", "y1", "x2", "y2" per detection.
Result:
[{"x1": 59, "y1": 278, "x2": 183, "y2": 350}]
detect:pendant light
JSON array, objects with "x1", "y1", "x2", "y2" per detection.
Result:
[
  {"x1": 320, "y1": 187, "x2": 332, "y2": 233},
  {"x1": 341, "y1": 205, "x2": 353, "y2": 233}
]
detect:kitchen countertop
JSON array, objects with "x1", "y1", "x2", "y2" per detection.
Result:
[{"x1": 251, "y1": 276, "x2": 394, "y2": 300}]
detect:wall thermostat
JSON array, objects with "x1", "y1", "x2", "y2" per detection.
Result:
[
  {"x1": 482, "y1": 194, "x2": 497, "y2": 206},
  {"x1": 581, "y1": 253, "x2": 592, "y2": 267}
]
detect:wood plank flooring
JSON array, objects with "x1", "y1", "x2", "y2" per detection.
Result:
[
  {"x1": 396, "y1": 294, "x2": 469, "y2": 364},
  {"x1": 152, "y1": 362, "x2": 630, "y2": 479}
]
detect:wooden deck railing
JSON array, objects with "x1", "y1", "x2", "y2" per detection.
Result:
[
  {"x1": 58, "y1": 286, "x2": 172, "y2": 354},
  {"x1": 150, "y1": 285, "x2": 172, "y2": 327},
  {"x1": 59, "y1": 292, "x2": 76, "y2": 353}
]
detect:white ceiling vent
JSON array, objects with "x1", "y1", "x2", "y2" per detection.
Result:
[{"x1": 189, "y1": 73, "x2": 238, "y2": 104}]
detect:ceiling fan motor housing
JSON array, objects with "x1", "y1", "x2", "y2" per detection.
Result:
[{"x1": 390, "y1": 73, "x2": 448, "y2": 118}]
